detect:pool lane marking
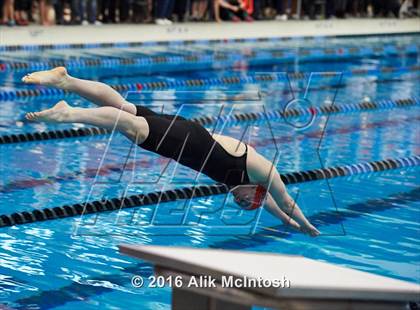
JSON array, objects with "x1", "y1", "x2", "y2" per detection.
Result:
[
  {"x1": 1, "y1": 112, "x2": 418, "y2": 194},
  {"x1": 1, "y1": 113, "x2": 418, "y2": 195},
  {"x1": 0, "y1": 96, "x2": 418, "y2": 145},
  {"x1": 5, "y1": 186, "x2": 420, "y2": 309},
  {"x1": 1, "y1": 42, "x2": 417, "y2": 72},
  {"x1": 3, "y1": 66, "x2": 419, "y2": 101},
  {"x1": 0, "y1": 35, "x2": 328, "y2": 52},
  {"x1": 2, "y1": 47, "x2": 415, "y2": 71},
  {"x1": 9, "y1": 185, "x2": 420, "y2": 310},
  {"x1": 0, "y1": 155, "x2": 418, "y2": 228},
  {"x1": 1, "y1": 35, "x2": 418, "y2": 52}
]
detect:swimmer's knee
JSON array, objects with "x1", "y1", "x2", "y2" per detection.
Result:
[
  {"x1": 128, "y1": 116, "x2": 148, "y2": 143},
  {"x1": 122, "y1": 101, "x2": 138, "y2": 115},
  {"x1": 113, "y1": 114, "x2": 141, "y2": 140}
]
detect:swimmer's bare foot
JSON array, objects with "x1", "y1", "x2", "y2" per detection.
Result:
[
  {"x1": 22, "y1": 67, "x2": 69, "y2": 88},
  {"x1": 26, "y1": 100, "x2": 71, "y2": 123}
]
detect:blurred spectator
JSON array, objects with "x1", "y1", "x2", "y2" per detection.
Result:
[
  {"x1": 119, "y1": 0, "x2": 130, "y2": 23},
  {"x1": 400, "y1": 0, "x2": 419, "y2": 17},
  {"x1": 54, "y1": 0, "x2": 66, "y2": 24},
  {"x1": 70, "y1": 0, "x2": 81, "y2": 24},
  {"x1": 371, "y1": 0, "x2": 400, "y2": 17},
  {"x1": 78, "y1": 0, "x2": 100, "y2": 25},
  {"x1": 2, "y1": 0, "x2": 15, "y2": 26},
  {"x1": 191, "y1": 0, "x2": 208, "y2": 21},
  {"x1": 173, "y1": 0, "x2": 188, "y2": 22},
  {"x1": 101, "y1": 0, "x2": 116, "y2": 23},
  {"x1": 132, "y1": 0, "x2": 152, "y2": 22},
  {"x1": 242, "y1": 0, "x2": 254, "y2": 16},
  {"x1": 252, "y1": 0, "x2": 261, "y2": 19},
  {"x1": 326, "y1": 0, "x2": 335, "y2": 18},
  {"x1": 1, "y1": 0, "x2": 418, "y2": 27},
  {"x1": 302, "y1": 0, "x2": 315, "y2": 19},
  {"x1": 255, "y1": 1, "x2": 277, "y2": 20},
  {"x1": 346, "y1": 0, "x2": 368, "y2": 17},
  {"x1": 305, "y1": 0, "x2": 348, "y2": 19},
  {"x1": 39, "y1": 0, "x2": 55, "y2": 25},
  {"x1": 275, "y1": 0, "x2": 291, "y2": 20},
  {"x1": 15, "y1": 0, "x2": 30, "y2": 25},
  {"x1": 155, "y1": 0, "x2": 174, "y2": 25},
  {"x1": 54, "y1": 0, "x2": 83, "y2": 25},
  {"x1": 214, "y1": 0, "x2": 253, "y2": 22},
  {"x1": 334, "y1": 0, "x2": 348, "y2": 18}
]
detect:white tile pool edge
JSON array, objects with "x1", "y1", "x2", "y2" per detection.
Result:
[{"x1": 0, "y1": 19, "x2": 419, "y2": 47}]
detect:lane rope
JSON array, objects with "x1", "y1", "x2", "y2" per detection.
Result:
[
  {"x1": 0, "y1": 155, "x2": 418, "y2": 228},
  {"x1": 2, "y1": 113, "x2": 416, "y2": 194},
  {"x1": 1, "y1": 35, "x2": 416, "y2": 52},
  {"x1": 0, "y1": 97, "x2": 418, "y2": 145},
  {"x1": 1, "y1": 36, "x2": 320, "y2": 52},
  {"x1": 1, "y1": 44, "x2": 417, "y2": 72},
  {"x1": 2, "y1": 66, "x2": 419, "y2": 101}
]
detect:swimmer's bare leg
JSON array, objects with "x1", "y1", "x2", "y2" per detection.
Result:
[
  {"x1": 25, "y1": 100, "x2": 147, "y2": 142},
  {"x1": 22, "y1": 67, "x2": 137, "y2": 115}
]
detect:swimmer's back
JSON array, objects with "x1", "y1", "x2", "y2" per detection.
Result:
[{"x1": 135, "y1": 105, "x2": 250, "y2": 186}]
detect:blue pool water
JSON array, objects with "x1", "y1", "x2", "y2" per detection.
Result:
[{"x1": 0, "y1": 34, "x2": 419, "y2": 309}]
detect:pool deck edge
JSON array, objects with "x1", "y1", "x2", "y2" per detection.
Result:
[{"x1": 0, "y1": 19, "x2": 419, "y2": 47}]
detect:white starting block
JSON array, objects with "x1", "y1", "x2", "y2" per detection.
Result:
[{"x1": 119, "y1": 245, "x2": 420, "y2": 310}]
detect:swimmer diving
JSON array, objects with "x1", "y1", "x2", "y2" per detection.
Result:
[{"x1": 23, "y1": 67, "x2": 320, "y2": 236}]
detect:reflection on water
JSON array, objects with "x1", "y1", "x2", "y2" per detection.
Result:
[{"x1": 0, "y1": 34, "x2": 419, "y2": 309}]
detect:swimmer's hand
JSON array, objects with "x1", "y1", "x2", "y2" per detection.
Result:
[
  {"x1": 284, "y1": 218, "x2": 302, "y2": 232},
  {"x1": 300, "y1": 223, "x2": 320, "y2": 237},
  {"x1": 283, "y1": 220, "x2": 320, "y2": 237}
]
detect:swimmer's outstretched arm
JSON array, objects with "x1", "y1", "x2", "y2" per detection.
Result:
[
  {"x1": 246, "y1": 148, "x2": 320, "y2": 236},
  {"x1": 25, "y1": 101, "x2": 148, "y2": 143},
  {"x1": 264, "y1": 194, "x2": 301, "y2": 231},
  {"x1": 270, "y1": 177, "x2": 320, "y2": 237},
  {"x1": 22, "y1": 67, "x2": 137, "y2": 115},
  {"x1": 267, "y1": 172, "x2": 320, "y2": 236}
]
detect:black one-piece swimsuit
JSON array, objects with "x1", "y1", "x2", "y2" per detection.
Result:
[{"x1": 135, "y1": 105, "x2": 250, "y2": 187}]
